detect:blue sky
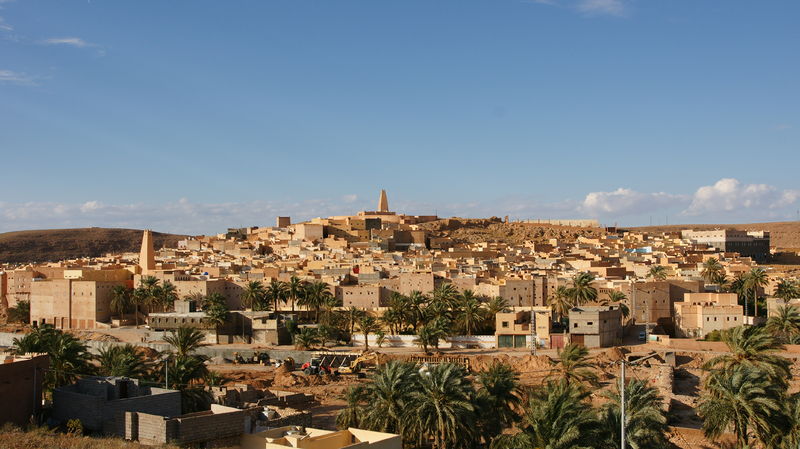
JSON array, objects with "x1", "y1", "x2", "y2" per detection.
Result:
[{"x1": 1, "y1": 0, "x2": 798, "y2": 234}]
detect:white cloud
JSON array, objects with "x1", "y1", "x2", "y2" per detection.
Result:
[
  {"x1": 0, "y1": 69, "x2": 36, "y2": 85},
  {"x1": 0, "y1": 16, "x2": 12, "y2": 32},
  {"x1": 580, "y1": 188, "x2": 687, "y2": 217},
  {"x1": 683, "y1": 178, "x2": 799, "y2": 216},
  {"x1": 576, "y1": 0, "x2": 628, "y2": 17},
  {"x1": 342, "y1": 194, "x2": 358, "y2": 203},
  {"x1": 40, "y1": 37, "x2": 94, "y2": 48}
]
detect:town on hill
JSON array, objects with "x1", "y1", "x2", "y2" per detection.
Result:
[{"x1": 2, "y1": 189, "x2": 800, "y2": 448}]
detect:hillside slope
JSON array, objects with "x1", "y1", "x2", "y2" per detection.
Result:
[
  {"x1": 0, "y1": 228, "x2": 187, "y2": 264},
  {"x1": 627, "y1": 221, "x2": 800, "y2": 250}
]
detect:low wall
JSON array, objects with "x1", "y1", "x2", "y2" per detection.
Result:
[{"x1": 351, "y1": 334, "x2": 496, "y2": 349}]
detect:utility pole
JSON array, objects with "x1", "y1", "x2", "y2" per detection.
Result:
[
  {"x1": 530, "y1": 294, "x2": 537, "y2": 355},
  {"x1": 164, "y1": 356, "x2": 169, "y2": 389},
  {"x1": 620, "y1": 361, "x2": 626, "y2": 449}
]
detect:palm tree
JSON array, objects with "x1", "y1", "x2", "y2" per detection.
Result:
[
  {"x1": 406, "y1": 363, "x2": 477, "y2": 449},
  {"x1": 266, "y1": 279, "x2": 289, "y2": 313},
  {"x1": 286, "y1": 276, "x2": 305, "y2": 312},
  {"x1": 110, "y1": 285, "x2": 132, "y2": 321},
  {"x1": 766, "y1": 305, "x2": 800, "y2": 343},
  {"x1": 549, "y1": 286, "x2": 573, "y2": 326},
  {"x1": 204, "y1": 301, "x2": 229, "y2": 344},
  {"x1": 570, "y1": 272, "x2": 598, "y2": 305},
  {"x1": 433, "y1": 283, "x2": 459, "y2": 309},
  {"x1": 647, "y1": 265, "x2": 668, "y2": 281},
  {"x1": 167, "y1": 354, "x2": 211, "y2": 413},
  {"x1": 302, "y1": 281, "x2": 333, "y2": 322},
  {"x1": 7, "y1": 299, "x2": 30, "y2": 323},
  {"x1": 699, "y1": 364, "x2": 789, "y2": 448},
  {"x1": 489, "y1": 432, "x2": 534, "y2": 449},
  {"x1": 744, "y1": 267, "x2": 768, "y2": 317},
  {"x1": 415, "y1": 319, "x2": 449, "y2": 352},
  {"x1": 293, "y1": 327, "x2": 320, "y2": 350},
  {"x1": 519, "y1": 379, "x2": 601, "y2": 449},
  {"x1": 701, "y1": 258, "x2": 724, "y2": 284},
  {"x1": 136, "y1": 275, "x2": 161, "y2": 314},
  {"x1": 164, "y1": 325, "x2": 206, "y2": 357},
  {"x1": 549, "y1": 343, "x2": 598, "y2": 387},
  {"x1": 457, "y1": 291, "x2": 484, "y2": 336},
  {"x1": 358, "y1": 315, "x2": 381, "y2": 350},
  {"x1": 240, "y1": 280, "x2": 265, "y2": 310},
  {"x1": 483, "y1": 296, "x2": 510, "y2": 332},
  {"x1": 336, "y1": 385, "x2": 368, "y2": 429},
  {"x1": 158, "y1": 281, "x2": 178, "y2": 312},
  {"x1": 476, "y1": 361, "x2": 521, "y2": 441},
  {"x1": 703, "y1": 325, "x2": 790, "y2": 388},
  {"x1": 13, "y1": 325, "x2": 94, "y2": 390},
  {"x1": 381, "y1": 307, "x2": 404, "y2": 335},
  {"x1": 775, "y1": 279, "x2": 800, "y2": 301},
  {"x1": 601, "y1": 291, "x2": 629, "y2": 321},
  {"x1": 599, "y1": 379, "x2": 669, "y2": 449},
  {"x1": 407, "y1": 291, "x2": 430, "y2": 332},
  {"x1": 345, "y1": 307, "x2": 366, "y2": 339},
  {"x1": 358, "y1": 361, "x2": 419, "y2": 436},
  {"x1": 96, "y1": 344, "x2": 150, "y2": 378}
]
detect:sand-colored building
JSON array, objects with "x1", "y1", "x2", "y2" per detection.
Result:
[
  {"x1": 494, "y1": 308, "x2": 551, "y2": 348},
  {"x1": 29, "y1": 278, "x2": 128, "y2": 329},
  {"x1": 673, "y1": 292, "x2": 743, "y2": 338},
  {"x1": 241, "y1": 426, "x2": 401, "y2": 449}
]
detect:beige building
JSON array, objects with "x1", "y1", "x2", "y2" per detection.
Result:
[
  {"x1": 241, "y1": 427, "x2": 401, "y2": 449},
  {"x1": 495, "y1": 308, "x2": 551, "y2": 348},
  {"x1": 29, "y1": 278, "x2": 127, "y2": 329},
  {"x1": 568, "y1": 305, "x2": 622, "y2": 348},
  {"x1": 673, "y1": 292, "x2": 743, "y2": 338}
]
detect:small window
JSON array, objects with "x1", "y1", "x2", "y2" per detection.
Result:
[
  {"x1": 574, "y1": 323, "x2": 578, "y2": 328},
  {"x1": 587, "y1": 322, "x2": 593, "y2": 326},
  {"x1": 502, "y1": 321, "x2": 509, "y2": 328}
]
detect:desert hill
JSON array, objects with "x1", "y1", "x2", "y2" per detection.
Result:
[{"x1": 0, "y1": 228, "x2": 187, "y2": 264}]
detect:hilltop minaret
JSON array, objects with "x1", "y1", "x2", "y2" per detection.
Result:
[
  {"x1": 378, "y1": 189, "x2": 389, "y2": 212},
  {"x1": 139, "y1": 229, "x2": 156, "y2": 274}
]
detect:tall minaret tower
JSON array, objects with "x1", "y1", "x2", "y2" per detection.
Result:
[
  {"x1": 139, "y1": 229, "x2": 156, "y2": 274},
  {"x1": 378, "y1": 189, "x2": 389, "y2": 212}
]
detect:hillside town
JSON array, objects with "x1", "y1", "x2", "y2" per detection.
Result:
[{"x1": 2, "y1": 190, "x2": 800, "y2": 448}]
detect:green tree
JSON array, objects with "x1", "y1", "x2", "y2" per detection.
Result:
[
  {"x1": 599, "y1": 379, "x2": 669, "y2": 449},
  {"x1": 110, "y1": 286, "x2": 132, "y2": 321},
  {"x1": 549, "y1": 343, "x2": 598, "y2": 387},
  {"x1": 519, "y1": 379, "x2": 601, "y2": 449},
  {"x1": 415, "y1": 319, "x2": 449, "y2": 353},
  {"x1": 457, "y1": 291, "x2": 484, "y2": 336},
  {"x1": 744, "y1": 267, "x2": 768, "y2": 317},
  {"x1": 703, "y1": 325, "x2": 791, "y2": 388},
  {"x1": 343, "y1": 307, "x2": 366, "y2": 340},
  {"x1": 302, "y1": 281, "x2": 333, "y2": 322},
  {"x1": 7, "y1": 299, "x2": 30, "y2": 323},
  {"x1": 240, "y1": 280, "x2": 265, "y2": 310},
  {"x1": 433, "y1": 283, "x2": 459, "y2": 309},
  {"x1": 204, "y1": 300, "x2": 229, "y2": 344},
  {"x1": 13, "y1": 325, "x2": 94, "y2": 390},
  {"x1": 158, "y1": 281, "x2": 178, "y2": 312},
  {"x1": 699, "y1": 364, "x2": 789, "y2": 448},
  {"x1": 164, "y1": 325, "x2": 206, "y2": 357},
  {"x1": 406, "y1": 363, "x2": 477, "y2": 449},
  {"x1": 775, "y1": 279, "x2": 800, "y2": 301},
  {"x1": 549, "y1": 285, "x2": 573, "y2": 326},
  {"x1": 293, "y1": 327, "x2": 320, "y2": 350},
  {"x1": 569, "y1": 272, "x2": 598, "y2": 305},
  {"x1": 96, "y1": 344, "x2": 150, "y2": 378},
  {"x1": 647, "y1": 265, "x2": 668, "y2": 281},
  {"x1": 167, "y1": 354, "x2": 212, "y2": 413},
  {"x1": 358, "y1": 361, "x2": 419, "y2": 437},
  {"x1": 701, "y1": 258, "x2": 724, "y2": 284},
  {"x1": 475, "y1": 361, "x2": 521, "y2": 442},
  {"x1": 336, "y1": 385, "x2": 368, "y2": 429},
  {"x1": 358, "y1": 315, "x2": 380, "y2": 351},
  {"x1": 286, "y1": 276, "x2": 305, "y2": 312},
  {"x1": 266, "y1": 279, "x2": 288, "y2": 313},
  {"x1": 766, "y1": 304, "x2": 800, "y2": 343}
]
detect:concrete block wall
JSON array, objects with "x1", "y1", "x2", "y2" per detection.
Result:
[
  {"x1": 172, "y1": 407, "x2": 245, "y2": 445},
  {"x1": 103, "y1": 390, "x2": 181, "y2": 436}
]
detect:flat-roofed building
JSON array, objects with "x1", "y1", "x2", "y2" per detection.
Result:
[
  {"x1": 568, "y1": 305, "x2": 622, "y2": 348},
  {"x1": 241, "y1": 426, "x2": 401, "y2": 449},
  {"x1": 673, "y1": 292, "x2": 743, "y2": 338},
  {"x1": 0, "y1": 353, "x2": 49, "y2": 427}
]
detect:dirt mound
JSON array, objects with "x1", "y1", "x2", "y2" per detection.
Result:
[
  {"x1": 593, "y1": 347, "x2": 629, "y2": 367},
  {"x1": 70, "y1": 331, "x2": 121, "y2": 342},
  {"x1": 135, "y1": 346, "x2": 161, "y2": 359}
]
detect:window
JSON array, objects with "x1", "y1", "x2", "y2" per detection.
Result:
[
  {"x1": 587, "y1": 322, "x2": 593, "y2": 325},
  {"x1": 502, "y1": 321, "x2": 509, "y2": 328},
  {"x1": 574, "y1": 323, "x2": 579, "y2": 328}
]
